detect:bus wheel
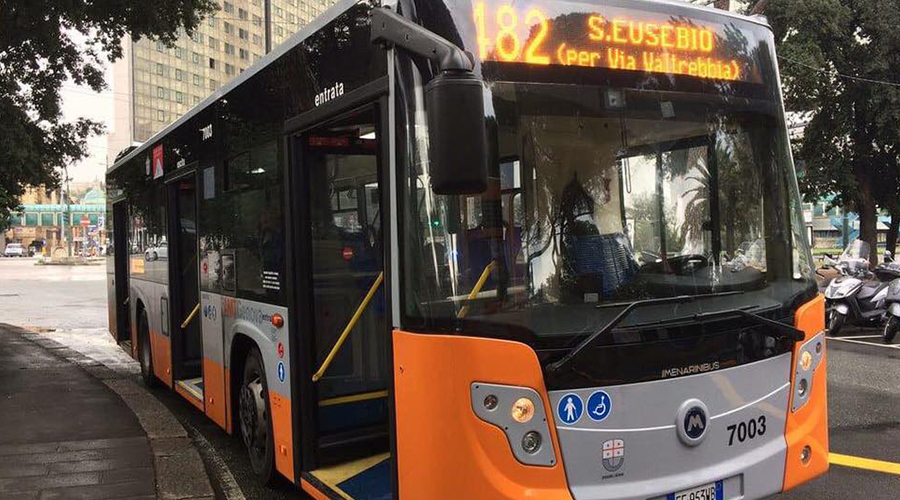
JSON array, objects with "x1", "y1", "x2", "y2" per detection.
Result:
[
  {"x1": 239, "y1": 348, "x2": 275, "y2": 484},
  {"x1": 138, "y1": 310, "x2": 157, "y2": 388}
]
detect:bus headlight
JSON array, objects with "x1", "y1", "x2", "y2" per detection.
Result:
[
  {"x1": 792, "y1": 331, "x2": 825, "y2": 412},
  {"x1": 471, "y1": 383, "x2": 556, "y2": 467},
  {"x1": 522, "y1": 431, "x2": 542, "y2": 454},
  {"x1": 800, "y1": 351, "x2": 813, "y2": 371},
  {"x1": 511, "y1": 397, "x2": 535, "y2": 423}
]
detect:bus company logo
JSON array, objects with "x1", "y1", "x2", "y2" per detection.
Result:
[
  {"x1": 684, "y1": 406, "x2": 707, "y2": 440},
  {"x1": 315, "y1": 82, "x2": 344, "y2": 107},
  {"x1": 202, "y1": 304, "x2": 217, "y2": 321},
  {"x1": 601, "y1": 439, "x2": 625, "y2": 473},
  {"x1": 661, "y1": 361, "x2": 720, "y2": 379}
]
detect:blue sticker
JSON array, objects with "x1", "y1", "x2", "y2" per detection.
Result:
[
  {"x1": 277, "y1": 361, "x2": 285, "y2": 383},
  {"x1": 587, "y1": 390, "x2": 612, "y2": 422},
  {"x1": 557, "y1": 393, "x2": 583, "y2": 425}
]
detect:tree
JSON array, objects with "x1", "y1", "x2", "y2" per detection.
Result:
[
  {"x1": 0, "y1": 0, "x2": 217, "y2": 231},
  {"x1": 750, "y1": 0, "x2": 900, "y2": 263}
]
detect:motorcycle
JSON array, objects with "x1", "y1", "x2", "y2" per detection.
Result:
[
  {"x1": 823, "y1": 240, "x2": 891, "y2": 336},
  {"x1": 878, "y1": 251, "x2": 900, "y2": 343}
]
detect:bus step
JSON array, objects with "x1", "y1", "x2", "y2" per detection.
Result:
[
  {"x1": 304, "y1": 453, "x2": 391, "y2": 500},
  {"x1": 174, "y1": 378, "x2": 204, "y2": 410}
]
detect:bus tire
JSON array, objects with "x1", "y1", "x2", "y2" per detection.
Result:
[
  {"x1": 239, "y1": 347, "x2": 276, "y2": 485},
  {"x1": 138, "y1": 309, "x2": 158, "y2": 388}
]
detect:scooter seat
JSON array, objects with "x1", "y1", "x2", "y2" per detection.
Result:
[{"x1": 858, "y1": 282, "x2": 887, "y2": 300}]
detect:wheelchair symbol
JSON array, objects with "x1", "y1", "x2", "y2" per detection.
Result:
[{"x1": 587, "y1": 390, "x2": 612, "y2": 422}]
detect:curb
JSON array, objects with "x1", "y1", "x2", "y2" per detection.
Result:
[{"x1": 14, "y1": 326, "x2": 216, "y2": 500}]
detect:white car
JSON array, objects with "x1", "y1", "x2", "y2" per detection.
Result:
[{"x1": 4, "y1": 243, "x2": 25, "y2": 257}]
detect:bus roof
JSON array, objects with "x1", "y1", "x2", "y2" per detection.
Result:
[
  {"x1": 107, "y1": 0, "x2": 771, "y2": 176},
  {"x1": 107, "y1": 0, "x2": 359, "y2": 176}
]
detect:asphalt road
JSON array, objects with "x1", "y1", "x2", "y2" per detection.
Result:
[{"x1": 2, "y1": 257, "x2": 899, "y2": 499}]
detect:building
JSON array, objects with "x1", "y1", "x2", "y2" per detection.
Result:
[
  {"x1": 3, "y1": 184, "x2": 107, "y2": 257},
  {"x1": 107, "y1": 0, "x2": 336, "y2": 163}
]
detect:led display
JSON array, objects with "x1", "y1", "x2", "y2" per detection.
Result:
[{"x1": 473, "y1": 1, "x2": 764, "y2": 83}]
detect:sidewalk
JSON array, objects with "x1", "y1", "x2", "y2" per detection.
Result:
[{"x1": 0, "y1": 324, "x2": 215, "y2": 500}]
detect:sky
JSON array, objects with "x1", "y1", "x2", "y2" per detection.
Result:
[{"x1": 59, "y1": 36, "x2": 116, "y2": 184}]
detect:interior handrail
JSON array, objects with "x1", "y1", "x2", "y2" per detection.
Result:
[
  {"x1": 457, "y1": 260, "x2": 497, "y2": 319},
  {"x1": 181, "y1": 303, "x2": 201, "y2": 329},
  {"x1": 312, "y1": 271, "x2": 385, "y2": 382}
]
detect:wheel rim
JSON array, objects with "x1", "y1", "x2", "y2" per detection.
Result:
[{"x1": 240, "y1": 375, "x2": 268, "y2": 463}]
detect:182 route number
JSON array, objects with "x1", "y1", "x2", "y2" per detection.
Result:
[{"x1": 727, "y1": 416, "x2": 766, "y2": 446}]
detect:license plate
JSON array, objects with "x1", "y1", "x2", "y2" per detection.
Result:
[{"x1": 666, "y1": 480, "x2": 723, "y2": 500}]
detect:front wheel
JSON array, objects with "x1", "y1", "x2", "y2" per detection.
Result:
[
  {"x1": 883, "y1": 316, "x2": 900, "y2": 343},
  {"x1": 827, "y1": 310, "x2": 846, "y2": 337},
  {"x1": 239, "y1": 348, "x2": 276, "y2": 485}
]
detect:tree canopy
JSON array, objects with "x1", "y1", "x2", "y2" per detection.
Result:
[
  {"x1": 0, "y1": 0, "x2": 217, "y2": 231},
  {"x1": 752, "y1": 0, "x2": 900, "y2": 262}
]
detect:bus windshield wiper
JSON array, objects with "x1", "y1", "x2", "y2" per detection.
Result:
[{"x1": 546, "y1": 291, "x2": 745, "y2": 375}]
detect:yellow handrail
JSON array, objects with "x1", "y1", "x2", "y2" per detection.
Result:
[
  {"x1": 181, "y1": 303, "x2": 201, "y2": 329},
  {"x1": 312, "y1": 272, "x2": 384, "y2": 382},
  {"x1": 457, "y1": 261, "x2": 497, "y2": 319}
]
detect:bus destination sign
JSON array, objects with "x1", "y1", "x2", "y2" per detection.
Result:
[{"x1": 473, "y1": 1, "x2": 762, "y2": 83}]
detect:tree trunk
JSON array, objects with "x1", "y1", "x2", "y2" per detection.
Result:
[
  {"x1": 855, "y1": 167, "x2": 879, "y2": 265},
  {"x1": 888, "y1": 209, "x2": 900, "y2": 259}
]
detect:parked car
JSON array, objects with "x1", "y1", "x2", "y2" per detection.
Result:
[{"x1": 4, "y1": 243, "x2": 25, "y2": 257}]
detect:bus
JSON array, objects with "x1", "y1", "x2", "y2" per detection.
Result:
[{"x1": 105, "y1": 1, "x2": 829, "y2": 499}]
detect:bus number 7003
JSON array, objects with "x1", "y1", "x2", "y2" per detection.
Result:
[{"x1": 726, "y1": 416, "x2": 766, "y2": 446}]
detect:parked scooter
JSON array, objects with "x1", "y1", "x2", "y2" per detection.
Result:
[
  {"x1": 878, "y1": 251, "x2": 900, "y2": 343},
  {"x1": 823, "y1": 240, "x2": 890, "y2": 336}
]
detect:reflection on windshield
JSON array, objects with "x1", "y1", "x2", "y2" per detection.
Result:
[{"x1": 404, "y1": 81, "x2": 811, "y2": 333}]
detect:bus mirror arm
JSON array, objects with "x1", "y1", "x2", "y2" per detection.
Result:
[
  {"x1": 371, "y1": 7, "x2": 489, "y2": 195},
  {"x1": 370, "y1": 7, "x2": 474, "y2": 74}
]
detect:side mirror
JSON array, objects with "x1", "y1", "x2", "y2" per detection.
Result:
[
  {"x1": 425, "y1": 73, "x2": 488, "y2": 195},
  {"x1": 370, "y1": 8, "x2": 488, "y2": 195}
]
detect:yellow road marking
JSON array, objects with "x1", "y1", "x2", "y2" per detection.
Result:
[{"x1": 830, "y1": 453, "x2": 900, "y2": 475}]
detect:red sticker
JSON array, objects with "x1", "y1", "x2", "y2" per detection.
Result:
[
  {"x1": 277, "y1": 343, "x2": 284, "y2": 359},
  {"x1": 342, "y1": 247, "x2": 354, "y2": 261}
]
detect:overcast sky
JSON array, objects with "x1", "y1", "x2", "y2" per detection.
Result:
[{"x1": 60, "y1": 35, "x2": 115, "y2": 184}]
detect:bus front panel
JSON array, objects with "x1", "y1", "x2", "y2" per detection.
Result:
[{"x1": 396, "y1": 0, "x2": 827, "y2": 498}]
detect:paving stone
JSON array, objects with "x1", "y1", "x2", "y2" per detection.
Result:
[
  {"x1": 0, "y1": 463, "x2": 49, "y2": 479},
  {"x1": 0, "y1": 472, "x2": 100, "y2": 493},
  {"x1": 50, "y1": 455, "x2": 151, "y2": 474},
  {"x1": 100, "y1": 466, "x2": 153, "y2": 485},
  {"x1": 0, "y1": 442, "x2": 60, "y2": 456},
  {"x1": 37, "y1": 478, "x2": 155, "y2": 500},
  {"x1": 150, "y1": 437, "x2": 193, "y2": 457},
  {"x1": 55, "y1": 436, "x2": 148, "y2": 452},
  {"x1": 0, "y1": 491, "x2": 39, "y2": 500},
  {"x1": 155, "y1": 447, "x2": 214, "y2": 500}
]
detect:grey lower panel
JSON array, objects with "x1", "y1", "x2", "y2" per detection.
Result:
[{"x1": 550, "y1": 354, "x2": 792, "y2": 500}]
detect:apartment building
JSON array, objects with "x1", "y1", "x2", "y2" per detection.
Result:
[{"x1": 107, "y1": 0, "x2": 335, "y2": 164}]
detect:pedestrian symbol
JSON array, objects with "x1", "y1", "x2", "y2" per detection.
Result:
[
  {"x1": 587, "y1": 390, "x2": 612, "y2": 422},
  {"x1": 277, "y1": 362, "x2": 285, "y2": 383},
  {"x1": 557, "y1": 393, "x2": 583, "y2": 425}
]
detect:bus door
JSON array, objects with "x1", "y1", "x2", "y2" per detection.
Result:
[
  {"x1": 111, "y1": 200, "x2": 131, "y2": 347},
  {"x1": 301, "y1": 105, "x2": 390, "y2": 465},
  {"x1": 166, "y1": 171, "x2": 204, "y2": 408}
]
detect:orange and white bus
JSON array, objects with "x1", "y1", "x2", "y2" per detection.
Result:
[{"x1": 106, "y1": 1, "x2": 828, "y2": 499}]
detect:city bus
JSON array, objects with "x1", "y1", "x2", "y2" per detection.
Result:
[{"x1": 105, "y1": 0, "x2": 829, "y2": 499}]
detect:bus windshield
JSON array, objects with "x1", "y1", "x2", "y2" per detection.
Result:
[{"x1": 401, "y1": 1, "x2": 815, "y2": 344}]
